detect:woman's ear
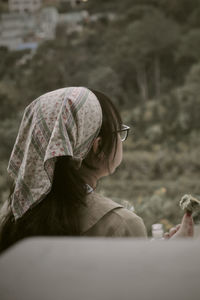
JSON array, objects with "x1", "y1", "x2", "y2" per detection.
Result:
[{"x1": 92, "y1": 137, "x2": 102, "y2": 156}]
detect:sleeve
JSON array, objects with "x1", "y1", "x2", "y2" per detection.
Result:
[{"x1": 113, "y1": 209, "x2": 148, "y2": 238}]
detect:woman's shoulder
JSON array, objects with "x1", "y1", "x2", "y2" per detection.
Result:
[
  {"x1": 82, "y1": 192, "x2": 147, "y2": 238},
  {"x1": 0, "y1": 200, "x2": 9, "y2": 221},
  {"x1": 111, "y1": 207, "x2": 147, "y2": 237},
  {"x1": 88, "y1": 191, "x2": 143, "y2": 222},
  {"x1": 0, "y1": 200, "x2": 10, "y2": 233}
]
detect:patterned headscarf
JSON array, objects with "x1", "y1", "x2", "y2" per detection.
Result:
[{"x1": 7, "y1": 87, "x2": 102, "y2": 220}]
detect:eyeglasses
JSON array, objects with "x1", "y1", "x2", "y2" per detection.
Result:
[{"x1": 115, "y1": 124, "x2": 130, "y2": 142}]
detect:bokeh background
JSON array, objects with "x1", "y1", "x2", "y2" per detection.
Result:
[{"x1": 0, "y1": 0, "x2": 200, "y2": 235}]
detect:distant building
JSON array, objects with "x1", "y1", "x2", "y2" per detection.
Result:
[
  {"x1": 8, "y1": 0, "x2": 42, "y2": 13},
  {"x1": 43, "y1": 0, "x2": 88, "y2": 9},
  {"x1": 16, "y1": 42, "x2": 38, "y2": 51},
  {"x1": 0, "y1": 12, "x2": 37, "y2": 50},
  {"x1": 89, "y1": 12, "x2": 117, "y2": 23},
  {"x1": 59, "y1": 10, "x2": 88, "y2": 25},
  {"x1": 0, "y1": 7, "x2": 58, "y2": 50},
  {"x1": 61, "y1": 0, "x2": 88, "y2": 7},
  {"x1": 36, "y1": 7, "x2": 59, "y2": 40},
  {"x1": 0, "y1": 1, "x2": 91, "y2": 51},
  {"x1": 58, "y1": 10, "x2": 89, "y2": 34},
  {"x1": 43, "y1": 0, "x2": 85, "y2": 8}
]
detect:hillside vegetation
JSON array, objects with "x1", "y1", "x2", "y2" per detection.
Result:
[{"x1": 0, "y1": 0, "x2": 200, "y2": 234}]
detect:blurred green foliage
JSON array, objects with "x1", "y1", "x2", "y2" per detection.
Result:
[{"x1": 1, "y1": 0, "x2": 200, "y2": 235}]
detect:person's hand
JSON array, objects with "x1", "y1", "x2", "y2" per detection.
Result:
[
  {"x1": 164, "y1": 212, "x2": 194, "y2": 239},
  {"x1": 164, "y1": 224, "x2": 181, "y2": 239}
]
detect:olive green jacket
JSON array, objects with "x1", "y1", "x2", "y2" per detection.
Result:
[{"x1": 79, "y1": 192, "x2": 147, "y2": 238}]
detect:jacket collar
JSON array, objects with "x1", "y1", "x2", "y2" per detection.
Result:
[{"x1": 79, "y1": 192, "x2": 123, "y2": 234}]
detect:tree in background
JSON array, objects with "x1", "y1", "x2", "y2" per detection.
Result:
[
  {"x1": 176, "y1": 28, "x2": 200, "y2": 63},
  {"x1": 102, "y1": 6, "x2": 180, "y2": 103}
]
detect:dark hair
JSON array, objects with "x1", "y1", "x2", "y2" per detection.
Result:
[{"x1": 0, "y1": 89, "x2": 122, "y2": 253}]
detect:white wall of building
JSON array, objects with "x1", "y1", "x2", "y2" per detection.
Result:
[{"x1": 9, "y1": 0, "x2": 42, "y2": 13}]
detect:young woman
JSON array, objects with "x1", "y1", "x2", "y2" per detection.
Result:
[{"x1": 0, "y1": 87, "x2": 193, "y2": 253}]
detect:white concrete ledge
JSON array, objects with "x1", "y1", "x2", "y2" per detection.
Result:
[{"x1": 0, "y1": 237, "x2": 200, "y2": 300}]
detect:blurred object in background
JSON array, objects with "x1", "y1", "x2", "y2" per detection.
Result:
[
  {"x1": 0, "y1": 7, "x2": 59, "y2": 50},
  {"x1": 151, "y1": 223, "x2": 164, "y2": 241},
  {"x1": 8, "y1": 0, "x2": 42, "y2": 13}
]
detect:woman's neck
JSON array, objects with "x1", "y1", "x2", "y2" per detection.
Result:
[{"x1": 78, "y1": 167, "x2": 98, "y2": 190}]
